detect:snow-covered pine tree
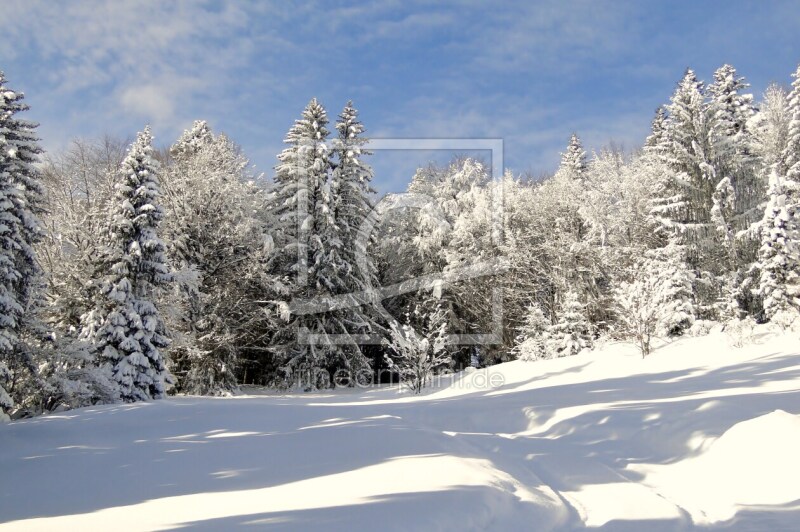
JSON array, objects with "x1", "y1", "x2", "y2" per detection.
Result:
[
  {"x1": 652, "y1": 68, "x2": 750, "y2": 320},
  {"x1": 644, "y1": 106, "x2": 668, "y2": 153},
  {"x1": 169, "y1": 120, "x2": 212, "y2": 160},
  {"x1": 708, "y1": 65, "x2": 759, "y2": 276},
  {"x1": 332, "y1": 101, "x2": 378, "y2": 295},
  {"x1": 81, "y1": 127, "x2": 174, "y2": 402},
  {"x1": 653, "y1": 69, "x2": 716, "y2": 272},
  {"x1": 653, "y1": 241, "x2": 696, "y2": 335},
  {"x1": 757, "y1": 167, "x2": 800, "y2": 319},
  {"x1": 708, "y1": 65, "x2": 755, "y2": 167},
  {"x1": 270, "y1": 99, "x2": 342, "y2": 388},
  {"x1": 756, "y1": 65, "x2": 800, "y2": 321},
  {"x1": 512, "y1": 302, "x2": 549, "y2": 361},
  {"x1": 326, "y1": 101, "x2": 384, "y2": 373},
  {"x1": 166, "y1": 120, "x2": 215, "y2": 267},
  {"x1": 0, "y1": 72, "x2": 46, "y2": 417},
  {"x1": 544, "y1": 290, "x2": 592, "y2": 358},
  {"x1": 785, "y1": 65, "x2": 800, "y2": 189},
  {"x1": 738, "y1": 84, "x2": 792, "y2": 320},
  {"x1": 560, "y1": 133, "x2": 588, "y2": 180},
  {"x1": 539, "y1": 134, "x2": 610, "y2": 328}
]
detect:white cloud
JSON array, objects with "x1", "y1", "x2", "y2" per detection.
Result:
[{"x1": 0, "y1": 0, "x2": 267, "y2": 144}]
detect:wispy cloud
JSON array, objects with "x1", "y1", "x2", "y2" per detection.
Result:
[
  {"x1": 0, "y1": 0, "x2": 268, "y2": 146},
  {"x1": 2, "y1": 0, "x2": 799, "y2": 191}
]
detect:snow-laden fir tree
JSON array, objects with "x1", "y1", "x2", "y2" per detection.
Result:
[
  {"x1": 559, "y1": 133, "x2": 588, "y2": 180},
  {"x1": 653, "y1": 241, "x2": 696, "y2": 335},
  {"x1": 544, "y1": 291, "x2": 592, "y2": 358},
  {"x1": 708, "y1": 65, "x2": 755, "y2": 167},
  {"x1": 331, "y1": 101, "x2": 378, "y2": 294},
  {"x1": 0, "y1": 72, "x2": 46, "y2": 417},
  {"x1": 644, "y1": 106, "x2": 668, "y2": 153},
  {"x1": 270, "y1": 99, "x2": 344, "y2": 388},
  {"x1": 512, "y1": 302, "x2": 549, "y2": 361},
  {"x1": 756, "y1": 167, "x2": 800, "y2": 319},
  {"x1": 536, "y1": 134, "x2": 609, "y2": 327},
  {"x1": 326, "y1": 101, "x2": 384, "y2": 369},
  {"x1": 169, "y1": 120, "x2": 212, "y2": 160},
  {"x1": 756, "y1": 65, "x2": 800, "y2": 320},
  {"x1": 785, "y1": 65, "x2": 800, "y2": 187},
  {"x1": 653, "y1": 69, "x2": 716, "y2": 272},
  {"x1": 81, "y1": 127, "x2": 174, "y2": 402},
  {"x1": 708, "y1": 65, "x2": 759, "y2": 273}
]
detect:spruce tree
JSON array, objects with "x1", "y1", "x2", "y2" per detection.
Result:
[
  {"x1": 786, "y1": 65, "x2": 800, "y2": 185},
  {"x1": 708, "y1": 65, "x2": 755, "y2": 165},
  {"x1": 273, "y1": 98, "x2": 331, "y2": 291},
  {"x1": 0, "y1": 72, "x2": 45, "y2": 417},
  {"x1": 513, "y1": 303, "x2": 549, "y2": 361},
  {"x1": 559, "y1": 133, "x2": 588, "y2": 180},
  {"x1": 332, "y1": 101, "x2": 378, "y2": 294},
  {"x1": 270, "y1": 99, "x2": 339, "y2": 388},
  {"x1": 653, "y1": 69, "x2": 715, "y2": 271},
  {"x1": 708, "y1": 65, "x2": 759, "y2": 273},
  {"x1": 544, "y1": 291, "x2": 592, "y2": 358},
  {"x1": 757, "y1": 167, "x2": 800, "y2": 319},
  {"x1": 756, "y1": 65, "x2": 800, "y2": 321},
  {"x1": 644, "y1": 106, "x2": 668, "y2": 153},
  {"x1": 81, "y1": 127, "x2": 174, "y2": 402}
]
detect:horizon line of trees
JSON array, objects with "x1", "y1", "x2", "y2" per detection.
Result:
[{"x1": 1, "y1": 60, "x2": 799, "y2": 419}]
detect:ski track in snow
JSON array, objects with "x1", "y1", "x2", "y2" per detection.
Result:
[{"x1": 1, "y1": 326, "x2": 800, "y2": 531}]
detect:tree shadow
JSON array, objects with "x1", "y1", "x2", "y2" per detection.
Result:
[{"x1": 1, "y1": 346, "x2": 798, "y2": 529}]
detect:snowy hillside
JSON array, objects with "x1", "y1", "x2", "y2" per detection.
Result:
[{"x1": 2, "y1": 326, "x2": 799, "y2": 531}]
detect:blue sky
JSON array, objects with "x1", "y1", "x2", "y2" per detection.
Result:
[{"x1": 2, "y1": 0, "x2": 800, "y2": 193}]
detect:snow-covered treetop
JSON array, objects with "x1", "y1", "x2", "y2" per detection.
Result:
[
  {"x1": 287, "y1": 98, "x2": 329, "y2": 145},
  {"x1": 708, "y1": 64, "x2": 754, "y2": 155},
  {"x1": 276, "y1": 98, "x2": 330, "y2": 185},
  {"x1": 0, "y1": 71, "x2": 43, "y2": 184},
  {"x1": 558, "y1": 133, "x2": 587, "y2": 179},
  {"x1": 336, "y1": 100, "x2": 365, "y2": 142},
  {"x1": 785, "y1": 64, "x2": 800, "y2": 181},
  {"x1": 334, "y1": 100, "x2": 373, "y2": 183},
  {"x1": 669, "y1": 69, "x2": 705, "y2": 115},
  {"x1": 114, "y1": 126, "x2": 165, "y2": 239},
  {"x1": 749, "y1": 84, "x2": 790, "y2": 172},
  {"x1": 170, "y1": 120, "x2": 213, "y2": 158},
  {"x1": 644, "y1": 106, "x2": 668, "y2": 151}
]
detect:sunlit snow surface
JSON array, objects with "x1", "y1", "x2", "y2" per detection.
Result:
[{"x1": 2, "y1": 325, "x2": 799, "y2": 531}]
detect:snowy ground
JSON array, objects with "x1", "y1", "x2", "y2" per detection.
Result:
[{"x1": 2, "y1": 325, "x2": 800, "y2": 531}]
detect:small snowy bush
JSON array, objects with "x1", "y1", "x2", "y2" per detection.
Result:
[
  {"x1": 688, "y1": 320, "x2": 714, "y2": 337},
  {"x1": 384, "y1": 308, "x2": 450, "y2": 394},
  {"x1": 770, "y1": 309, "x2": 799, "y2": 332},
  {"x1": 725, "y1": 317, "x2": 756, "y2": 348}
]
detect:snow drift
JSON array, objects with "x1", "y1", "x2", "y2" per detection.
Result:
[{"x1": 1, "y1": 325, "x2": 799, "y2": 530}]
